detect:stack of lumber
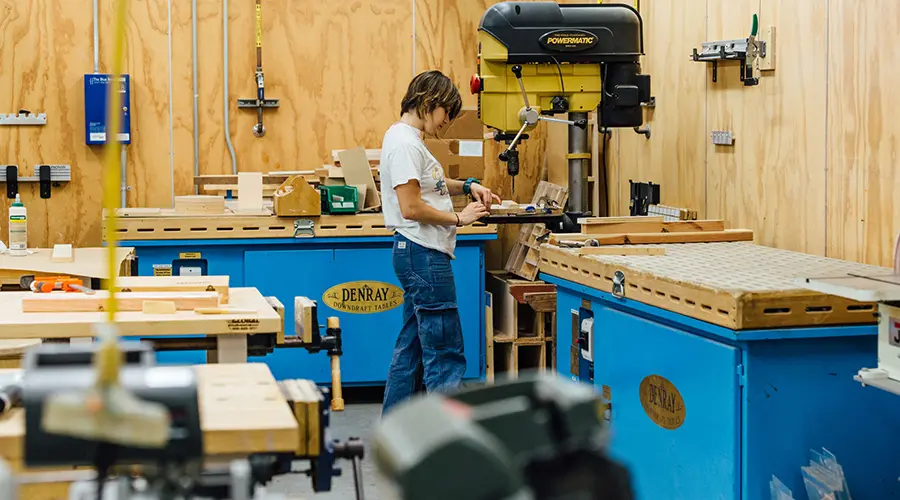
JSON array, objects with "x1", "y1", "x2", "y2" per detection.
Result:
[
  {"x1": 505, "y1": 181, "x2": 569, "y2": 280},
  {"x1": 21, "y1": 276, "x2": 231, "y2": 314},
  {"x1": 555, "y1": 216, "x2": 754, "y2": 246},
  {"x1": 647, "y1": 204, "x2": 698, "y2": 221},
  {"x1": 485, "y1": 272, "x2": 557, "y2": 383}
]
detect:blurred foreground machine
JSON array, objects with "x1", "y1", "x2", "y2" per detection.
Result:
[
  {"x1": 0, "y1": 307, "x2": 364, "y2": 499},
  {"x1": 374, "y1": 374, "x2": 634, "y2": 500},
  {"x1": 472, "y1": 2, "x2": 652, "y2": 222}
]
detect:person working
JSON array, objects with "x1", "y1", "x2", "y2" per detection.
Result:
[{"x1": 379, "y1": 70, "x2": 500, "y2": 415}]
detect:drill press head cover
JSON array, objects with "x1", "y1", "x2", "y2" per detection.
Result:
[{"x1": 473, "y1": 2, "x2": 651, "y2": 134}]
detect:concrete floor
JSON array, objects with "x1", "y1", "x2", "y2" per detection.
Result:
[{"x1": 268, "y1": 390, "x2": 396, "y2": 500}]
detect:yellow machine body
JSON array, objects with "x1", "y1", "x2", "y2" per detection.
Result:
[{"x1": 478, "y1": 31, "x2": 603, "y2": 134}]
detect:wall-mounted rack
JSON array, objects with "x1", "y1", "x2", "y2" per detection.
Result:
[
  {"x1": 0, "y1": 165, "x2": 72, "y2": 199},
  {"x1": 691, "y1": 16, "x2": 774, "y2": 87},
  {"x1": 0, "y1": 113, "x2": 47, "y2": 126}
]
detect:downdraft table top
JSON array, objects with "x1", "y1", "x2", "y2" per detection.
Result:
[{"x1": 0, "y1": 287, "x2": 281, "y2": 339}]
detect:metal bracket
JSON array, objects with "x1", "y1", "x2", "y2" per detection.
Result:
[
  {"x1": 0, "y1": 165, "x2": 71, "y2": 199},
  {"x1": 711, "y1": 130, "x2": 735, "y2": 146},
  {"x1": 691, "y1": 37, "x2": 766, "y2": 86},
  {"x1": 293, "y1": 219, "x2": 315, "y2": 238},
  {"x1": 611, "y1": 271, "x2": 626, "y2": 299},
  {"x1": 0, "y1": 113, "x2": 47, "y2": 126},
  {"x1": 237, "y1": 99, "x2": 280, "y2": 108}
]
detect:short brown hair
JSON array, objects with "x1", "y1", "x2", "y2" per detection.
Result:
[{"x1": 400, "y1": 70, "x2": 462, "y2": 121}]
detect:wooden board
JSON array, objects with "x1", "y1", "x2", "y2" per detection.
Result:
[
  {"x1": 486, "y1": 271, "x2": 555, "y2": 340},
  {"x1": 49, "y1": 245, "x2": 74, "y2": 264},
  {"x1": 0, "y1": 247, "x2": 134, "y2": 280},
  {"x1": 577, "y1": 246, "x2": 666, "y2": 256},
  {"x1": 0, "y1": 287, "x2": 281, "y2": 339},
  {"x1": 174, "y1": 195, "x2": 226, "y2": 215},
  {"x1": 505, "y1": 181, "x2": 569, "y2": 280},
  {"x1": 0, "y1": 363, "x2": 300, "y2": 464},
  {"x1": 540, "y1": 242, "x2": 886, "y2": 330},
  {"x1": 237, "y1": 173, "x2": 264, "y2": 213},
  {"x1": 106, "y1": 213, "x2": 496, "y2": 241},
  {"x1": 22, "y1": 291, "x2": 221, "y2": 313},
  {"x1": 580, "y1": 219, "x2": 726, "y2": 235},
  {"x1": 112, "y1": 276, "x2": 230, "y2": 302},
  {"x1": 826, "y1": 0, "x2": 900, "y2": 266},
  {"x1": 548, "y1": 230, "x2": 752, "y2": 245}
]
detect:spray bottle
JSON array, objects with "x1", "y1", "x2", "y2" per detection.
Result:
[{"x1": 8, "y1": 194, "x2": 26, "y2": 256}]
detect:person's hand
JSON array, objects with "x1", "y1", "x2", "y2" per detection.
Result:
[
  {"x1": 470, "y1": 183, "x2": 501, "y2": 211},
  {"x1": 457, "y1": 202, "x2": 490, "y2": 226}
]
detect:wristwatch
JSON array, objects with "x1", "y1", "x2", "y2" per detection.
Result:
[{"x1": 463, "y1": 177, "x2": 480, "y2": 195}]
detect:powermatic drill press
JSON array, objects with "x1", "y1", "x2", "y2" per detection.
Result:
[
  {"x1": 373, "y1": 374, "x2": 634, "y2": 500},
  {"x1": 471, "y1": 2, "x2": 651, "y2": 226}
]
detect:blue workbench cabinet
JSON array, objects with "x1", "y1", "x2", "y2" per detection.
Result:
[
  {"x1": 121, "y1": 234, "x2": 494, "y2": 386},
  {"x1": 547, "y1": 276, "x2": 900, "y2": 500}
]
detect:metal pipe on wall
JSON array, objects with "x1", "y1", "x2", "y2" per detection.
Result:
[
  {"x1": 120, "y1": 147, "x2": 127, "y2": 207},
  {"x1": 92, "y1": 0, "x2": 100, "y2": 73},
  {"x1": 192, "y1": 0, "x2": 200, "y2": 191},
  {"x1": 167, "y1": 0, "x2": 176, "y2": 205},
  {"x1": 223, "y1": 0, "x2": 238, "y2": 174},
  {"x1": 568, "y1": 112, "x2": 589, "y2": 214}
]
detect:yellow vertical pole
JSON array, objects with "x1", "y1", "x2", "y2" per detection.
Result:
[{"x1": 103, "y1": 0, "x2": 131, "y2": 322}]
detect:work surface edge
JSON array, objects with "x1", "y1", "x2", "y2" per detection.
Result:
[
  {"x1": 104, "y1": 213, "x2": 497, "y2": 241},
  {"x1": 0, "y1": 363, "x2": 299, "y2": 462},
  {"x1": 0, "y1": 287, "x2": 282, "y2": 339},
  {"x1": 539, "y1": 243, "x2": 881, "y2": 330}
]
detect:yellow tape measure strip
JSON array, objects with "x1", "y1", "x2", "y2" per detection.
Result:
[
  {"x1": 104, "y1": 0, "x2": 131, "y2": 321},
  {"x1": 256, "y1": 5, "x2": 263, "y2": 48}
]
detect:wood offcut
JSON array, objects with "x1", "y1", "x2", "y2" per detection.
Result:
[{"x1": 22, "y1": 291, "x2": 220, "y2": 313}]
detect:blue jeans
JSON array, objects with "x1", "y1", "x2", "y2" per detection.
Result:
[{"x1": 381, "y1": 233, "x2": 466, "y2": 416}]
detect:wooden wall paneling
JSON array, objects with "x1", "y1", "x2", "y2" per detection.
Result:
[
  {"x1": 826, "y1": 0, "x2": 900, "y2": 266},
  {"x1": 0, "y1": 1, "x2": 105, "y2": 248},
  {"x1": 414, "y1": 0, "x2": 489, "y2": 108},
  {"x1": 202, "y1": 0, "x2": 413, "y2": 178},
  {"x1": 706, "y1": 0, "x2": 828, "y2": 255},
  {"x1": 617, "y1": 0, "x2": 708, "y2": 219},
  {"x1": 116, "y1": 0, "x2": 181, "y2": 209}
]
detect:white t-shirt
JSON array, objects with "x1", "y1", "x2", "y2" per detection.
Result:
[{"x1": 380, "y1": 122, "x2": 457, "y2": 258}]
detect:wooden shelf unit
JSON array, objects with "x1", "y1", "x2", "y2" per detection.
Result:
[{"x1": 485, "y1": 271, "x2": 557, "y2": 383}]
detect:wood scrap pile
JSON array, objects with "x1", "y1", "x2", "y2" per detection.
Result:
[
  {"x1": 550, "y1": 216, "x2": 753, "y2": 248},
  {"x1": 21, "y1": 276, "x2": 236, "y2": 315}
]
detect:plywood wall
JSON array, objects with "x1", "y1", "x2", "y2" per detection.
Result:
[
  {"x1": 3, "y1": 0, "x2": 897, "y2": 267},
  {"x1": 613, "y1": 0, "x2": 900, "y2": 266},
  {"x1": 0, "y1": 0, "x2": 532, "y2": 251}
]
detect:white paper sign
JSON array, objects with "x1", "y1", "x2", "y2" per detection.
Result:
[{"x1": 458, "y1": 140, "x2": 484, "y2": 157}]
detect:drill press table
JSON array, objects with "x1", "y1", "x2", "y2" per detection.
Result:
[
  {"x1": 0, "y1": 287, "x2": 283, "y2": 363},
  {"x1": 0, "y1": 363, "x2": 305, "y2": 498}
]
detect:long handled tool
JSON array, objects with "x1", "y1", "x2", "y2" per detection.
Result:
[{"x1": 238, "y1": 0, "x2": 280, "y2": 137}]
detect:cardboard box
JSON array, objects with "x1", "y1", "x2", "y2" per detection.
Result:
[
  {"x1": 425, "y1": 139, "x2": 485, "y2": 180},
  {"x1": 427, "y1": 108, "x2": 485, "y2": 140}
]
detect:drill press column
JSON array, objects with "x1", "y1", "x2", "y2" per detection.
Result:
[{"x1": 567, "y1": 111, "x2": 589, "y2": 215}]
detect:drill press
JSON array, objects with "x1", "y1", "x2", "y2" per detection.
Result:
[{"x1": 471, "y1": 2, "x2": 651, "y2": 220}]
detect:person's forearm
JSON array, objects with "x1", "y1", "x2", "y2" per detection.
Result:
[
  {"x1": 402, "y1": 198, "x2": 459, "y2": 226},
  {"x1": 447, "y1": 178, "x2": 466, "y2": 196}
]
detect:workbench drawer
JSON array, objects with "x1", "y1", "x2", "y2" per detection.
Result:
[{"x1": 592, "y1": 305, "x2": 740, "y2": 500}]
